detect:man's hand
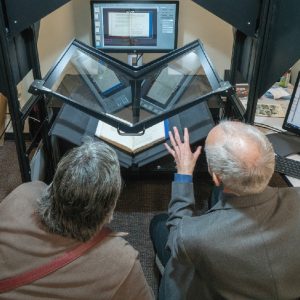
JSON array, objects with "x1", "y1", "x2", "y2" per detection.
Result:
[{"x1": 164, "y1": 127, "x2": 201, "y2": 175}]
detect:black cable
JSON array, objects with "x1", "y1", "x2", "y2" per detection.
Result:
[
  {"x1": 254, "y1": 122, "x2": 299, "y2": 137},
  {"x1": 254, "y1": 122, "x2": 283, "y2": 133},
  {"x1": 136, "y1": 53, "x2": 143, "y2": 64}
]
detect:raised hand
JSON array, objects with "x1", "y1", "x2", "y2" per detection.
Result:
[{"x1": 164, "y1": 127, "x2": 201, "y2": 175}]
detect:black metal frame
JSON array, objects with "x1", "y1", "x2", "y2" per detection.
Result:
[
  {"x1": 29, "y1": 39, "x2": 234, "y2": 134},
  {"x1": 0, "y1": 2, "x2": 60, "y2": 182},
  {"x1": 230, "y1": 0, "x2": 273, "y2": 123},
  {"x1": 0, "y1": 8, "x2": 31, "y2": 181}
]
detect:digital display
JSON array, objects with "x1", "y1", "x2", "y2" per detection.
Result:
[
  {"x1": 103, "y1": 8, "x2": 157, "y2": 47},
  {"x1": 91, "y1": 1, "x2": 179, "y2": 53},
  {"x1": 283, "y1": 72, "x2": 300, "y2": 134}
]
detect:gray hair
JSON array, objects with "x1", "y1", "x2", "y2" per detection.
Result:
[
  {"x1": 37, "y1": 138, "x2": 122, "y2": 242},
  {"x1": 205, "y1": 121, "x2": 275, "y2": 195}
]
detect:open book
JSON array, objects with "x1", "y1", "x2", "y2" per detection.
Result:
[
  {"x1": 109, "y1": 12, "x2": 150, "y2": 37},
  {"x1": 95, "y1": 119, "x2": 168, "y2": 154}
]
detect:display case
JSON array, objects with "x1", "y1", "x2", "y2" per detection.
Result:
[{"x1": 29, "y1": 39, "x2": 233, "y2": 168}]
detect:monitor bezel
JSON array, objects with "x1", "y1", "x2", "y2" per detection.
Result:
[
  {"x1": 282, "y1": 71, "x2": 300, "y2": 135},
  {"x1": 90, "y1": 0, "x2": 179, "y2": 53}
]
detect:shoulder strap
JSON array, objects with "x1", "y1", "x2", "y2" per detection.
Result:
[{"x1": 0, "y1": 227, "x2": 112, "y2": 293}]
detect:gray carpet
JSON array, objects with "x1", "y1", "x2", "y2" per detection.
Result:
[
  {"x1": 0, "y1": 141, "x2": 22, "y2": 200},
  {"x1": 0, "y1": 140, "x2": 289, "y2": 296}
]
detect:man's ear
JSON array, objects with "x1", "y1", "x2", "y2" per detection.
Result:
[{"x1": 212, "y1": 172, "x2": 222, "y2": 187}]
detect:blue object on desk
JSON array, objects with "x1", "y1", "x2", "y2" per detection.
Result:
[{"x1": 264, "y1": 87, "x2": 291, "y2": 100}]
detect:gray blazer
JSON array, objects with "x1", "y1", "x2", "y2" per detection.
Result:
[{"x1": 160, "y1": 182, "x2": 300, "y2": 300}]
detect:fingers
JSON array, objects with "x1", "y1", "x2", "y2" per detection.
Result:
[
  {"x1": 165, "y1": 127, "x2": 198, "y2": 160},
  {"x1": 183, "y1": 127, "x2": 190, "y2": 145},
  {"x1": 169, "y1": 130, "x2": 177, "y2": 149},
  {"x1": 164, "y1": 142, "x2": 175, "y2": 157},
  {"x1": 168, "y1": 129, "x2": 181, "y2": 158},
  {"x1": 193, "y1": 146, "x2": 202, "y2": 160},
  {"x1": 173, "y1": 127, "x2": 182, "y2": 147}
]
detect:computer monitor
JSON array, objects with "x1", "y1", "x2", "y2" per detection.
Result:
[
  {"x1": 91, "y1": 1, "x2": 179, "y2": 53},
  {"x1": 283, "y1": 72, "x2": 300, "y2": 135}
]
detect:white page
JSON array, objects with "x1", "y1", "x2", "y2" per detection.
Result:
[
  {"x1": 129, "y1": 13, "x2": 150, "y2": 37},
  {"x1": 95, "y1": 121, "x2": 134, "y2": 149},
  {"x1": 132, "y1": 121, "x2": 165, "y2": 151},
  {"x1": 95, "y1": 120, "x2": 165, "y2": 152},
  {"x1": 108, "y1": 12, "x2": 130, "y2": 37}
]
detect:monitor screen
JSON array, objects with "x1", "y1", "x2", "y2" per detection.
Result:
[
  {"x1": 283, "y1": 72, "x2": 300, "y2": 135},
  {"x1": 91, "y1": 1, "x2": 179, "y2": 53}
]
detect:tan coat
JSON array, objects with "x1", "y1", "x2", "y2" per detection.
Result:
[{"x1": 0, "y1": 181, "x2": 154, "y2": 300}]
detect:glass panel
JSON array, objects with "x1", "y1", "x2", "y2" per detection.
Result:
[
  {"x1": 137, "y1": 46, "x2": 213, "y2": 123},
  {"x1": 39, "y1": 40, "x2": 222, "y2": 131},
  {"x1": 48, "y1": 46, "x2": 133, "y2": 120}
]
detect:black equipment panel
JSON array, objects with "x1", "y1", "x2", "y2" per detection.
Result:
[
  {"x1": 3, "y1": 0, "x2": 71, "y2": 35},
  {"x1": 192, "y1": 0, "x2": 260, "y2": 37}
]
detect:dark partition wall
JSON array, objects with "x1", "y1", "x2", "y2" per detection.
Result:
[
  {"x1": 192, "y1": 0, "x2": 300, "y2": 123},
  {"x1": 2, "y1": 0, "x2": 71, "y2": 36},
  {"x1": 259, "y1": 0, "x2": 300, "y2": 96},
  {"x1": 192, "y1": 0, "x2": 261, "y2": 37}
]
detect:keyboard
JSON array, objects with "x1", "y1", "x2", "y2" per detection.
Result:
[{"x1": 275, "y1": 155, "x2": 300, "y2": 179}]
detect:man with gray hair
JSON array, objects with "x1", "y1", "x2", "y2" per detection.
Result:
[
  {"x1": 0, "y1": 139, "x2": 153, "y2": 299},
  {"x1": 150, "y1": 120, "x2": 300, "y2": 299}
]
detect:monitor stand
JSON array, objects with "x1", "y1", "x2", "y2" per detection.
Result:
[
  {"x1": 128, "y1": 54, "x2": 143, "y2": 67},
  {"x1": 267, "y1": 132, "x2": 300, "y2": 156}
]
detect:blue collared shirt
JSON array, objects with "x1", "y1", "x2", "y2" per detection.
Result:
[{"x1": 174, "y1": 173, "x2": 193, "y2": 183}]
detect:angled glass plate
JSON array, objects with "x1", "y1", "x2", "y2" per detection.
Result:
[{"x1": 29, "y1": 39, "x2": 233, "y2": 133}]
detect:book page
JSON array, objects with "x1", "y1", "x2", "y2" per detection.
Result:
[
  {"x1": 132, "y1": 121, "x2": 165, "y2": 151},
  {"x1": 95, "y1": 121, "x2": 134, "y2": 151},
  {"x1": 108, "y1": 12, "x2": 130, "y2": 37},
  {"x1": 129, "y1": 13, "x2": 149, "y2": 37},
  {"x1": 95, "y1": 120, "x2": 166, "y2": 153},
  {"x1": 108, "y1": 12, "x2": 149, "y2": 37}
]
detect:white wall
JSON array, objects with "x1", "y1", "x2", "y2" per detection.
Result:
[
  {"x1": 72, "y1": 0, "x2": 91, "y2": 45},
  {"x1": 178, "y1": 0, "x2": 233, "y2": 78},
  {"x1": 38, "y1": 1, "x2": 76, "y2": 77}
]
